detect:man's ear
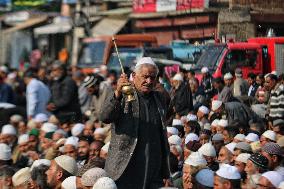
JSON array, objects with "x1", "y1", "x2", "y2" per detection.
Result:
[
  {"x1": 57, "y1": 170, "x2": 63, "y2": 181},
  {"x1": 132, "y1": 72, "x2": 136, "y2": 79}
]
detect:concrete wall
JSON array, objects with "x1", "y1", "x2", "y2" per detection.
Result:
[{"x1": 218, "y1": 9, "x2": 255, "y2": 41}]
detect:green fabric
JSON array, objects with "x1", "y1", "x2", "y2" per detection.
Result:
[
  {"x1": 29, "y1": 128, "x2": 39, "y2": 137},
  {"x1": 44, "y1": 132, "x2": 54, "y2": 139}
]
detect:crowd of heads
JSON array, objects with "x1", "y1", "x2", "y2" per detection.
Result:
[{"x1": 0, "y1": 58, "x2": 284, "y2": 189}]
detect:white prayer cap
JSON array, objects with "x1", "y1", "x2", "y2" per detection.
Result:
[
  {"x1": 204, "y1": 123, "x2": 211, "y2": 130},
  {"x1": 71, "y1": 123, "x2": 85, "y2": 137},
  {"x1": 186, "y1": 114, "x2": 197, "y2": 122},
  {"x1": 135, "y1": 57, "x2": 156, "y2": 68},
  {"x1": 218, "y1": 119, "x2": 228, "y2": 127},
  {"x1": 224, "y1": 72, "x2": 233, "y2": 80},
  {"x1": 31, "y1": 159, "x2": 51, "y2": 171},
  {"x1": 172, "y1": 73, "x2": 183, "y2": 81},
  {"x1": 172, "y1": 119, "x2": 183, "y2": 126},
  {"x1": 185, "y1": 133, "x2": 199, "y2": 144},
  {"x1": 12, "y1": 167, "x2": 31, "y2": 186},
  {"x1": 62, "y1": 176, "x2": 77, "y2": 189},
  {"x1": 211, "y1": 119, "x2": 220, "y2": 127},
  {"x1": 41, "y1": 122, "x2": 57, "y2": 133},
  {"x1": 184, "y1": 152, "x2": 207, "y2": 166},
  {"x1": 261, "y1": 171, "x2": 283, "y2": 188},
  {"x1": 235, "y1": 153, "x2": 251, "y2": 164},
  {"x1": 0, "y1": 65, "x2": 8, "y2": 73},
  {"x1": 1, "y1": 124, "x2": 16, "y2": 135},
  {"x1": 198, "y1": 143, "x2": 216, "y2": 157},
  {"x1": 212, "y1": 133, "x2": 224, "y2": 141},
  {"x1": 216, "y1": 164, "x2": 241, "y2": 180},
  {"x1": 10, "y1": 114, "x2": 23, "y2": 123},
  {"x1": 168, "y1": 135, "x2": 182, "y2": 146},
  {"x1": 225, "y1": 142, "x2": 236, "y2": 154},
  {"x1": 93, "y1": 177, "x2": 117, "y2": 189},
  {"x1": 201, "y1": 67, "x2": 209, "y2": 73},
  {"x1": 54, "y1": 155, "x2": 78, "y2": 175},
  {"x1": 18, "y1": 134, "x2": 29, "y2": 145},
  {"x1": 102, "y1": 142, "x2": 110, "y2": 153},
  {"x1": 81, "y1": 168, "x2": 108, "y2": 187},
  {"x1": 167, "y1": 127, "x2": 179, "y2": 136},
  {"x1": 55, "y1": 129, "x2": 68, "y2": 137},
  {"x1": 198, "y1": 105, "x2": 209, "y2": 115},
  {"x1": 279, "y1": 181, "x2": 284, "y2": 189},
  {"x1": 0, "y1": 143, "x2": 11, "y2": 160},
  {"x1": 234, "y1": 134, "x2": 246, "y2": 142},
  {"x1": 34, "y1": 113, "x2": 49, "y2": 123},
  {"x1": 195, "y1": 169, "x2": 214, "y2": 187},
  {"x1": 100, "y1": 64, "x2": 108, "y2": 71},
  {"x1": 262, "y1": 130, "x2": 276, "y2": 141},
  {"x1": 211, "y1": 100, "x2": 223, "y2": 111},
  {"x1": 94, "y1": 128, "x2": 106, "y2": 136},
  {"x1": 245, "y1": 133, "x2": 259, "y2": 142},
  {"x1": 65, "y1": 137, "x2": 79, "y2": 148}
]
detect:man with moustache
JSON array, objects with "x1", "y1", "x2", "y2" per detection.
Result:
[{"x1": 99, "y1": 57, "x2": 170, "y2": 189}]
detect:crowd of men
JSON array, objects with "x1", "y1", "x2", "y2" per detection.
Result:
[{"x1": 0, "y1": 56, "x2": 283, "y2": 189}]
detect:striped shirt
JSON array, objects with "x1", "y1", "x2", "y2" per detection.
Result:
[{"x1": 269, "y1": 83, "x2": 284, "y2": 120}]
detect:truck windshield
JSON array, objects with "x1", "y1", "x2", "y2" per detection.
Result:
[
  {"x1": 195, "y1": 45, "x2": 225, "y2": 71},
  {"x1": 108, "y1": 48, "x2": 143, "y2": 73},
  {"x1": 78, "y1": 41, "x2": 106, "y2": 67}
]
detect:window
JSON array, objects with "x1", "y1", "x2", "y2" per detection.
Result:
[{"x1": 222, "y1": 49, "x2": 257, "y2": 74}]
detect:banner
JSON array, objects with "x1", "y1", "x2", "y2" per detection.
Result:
[{"x1": 133, "y1": 0, "x2": 208, "y2": 13}]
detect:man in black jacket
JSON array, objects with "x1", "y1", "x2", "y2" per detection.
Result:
[
  {"x1": 99, "y1": 57, "x2": 170, "y2": 189},
  {"x1": 47, "y1": 61, "x2": 81, "y2": 122}
]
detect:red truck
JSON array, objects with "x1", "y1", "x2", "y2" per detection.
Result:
[{"x1": 194, "y1": 37, "x2": 284, "y2": 79}]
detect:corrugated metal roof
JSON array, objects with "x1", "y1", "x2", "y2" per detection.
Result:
[{"x1": 92, "y1": 17, "x2": 128, "y2": 36}]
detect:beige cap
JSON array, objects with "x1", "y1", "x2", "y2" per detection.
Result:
[
  {"x1": 54, "y1": 155, "x2": 78, "y2": 175},
  {"x1": 12, "y1": 167, "x2": 31, "y2": 186}
]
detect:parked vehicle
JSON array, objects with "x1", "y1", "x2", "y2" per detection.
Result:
[
  {"x1": 77, "y1": 34, "x2": 158, "y2": 73},
  {"x1": 193, "y1": 37, "x2": 284, "y2": 80}
]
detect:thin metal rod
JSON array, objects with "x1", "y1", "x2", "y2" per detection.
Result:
[{"x1": 112, "y1": 36, "x2": 125, "y2": 74}]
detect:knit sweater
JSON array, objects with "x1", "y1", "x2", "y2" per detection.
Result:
[{"x1": 269, "y1": 83, "x2": 284, "y2": 121}]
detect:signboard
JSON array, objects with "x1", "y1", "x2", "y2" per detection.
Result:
[{"x1": 133, "y1": 0, "x2": 208, "y2": 13}]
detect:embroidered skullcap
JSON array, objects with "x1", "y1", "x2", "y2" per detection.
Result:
[
  {"x1": 54, "y1": 155, "x2": 78, "y2": 175},
  {"x1": 18, "y1": 134, "x2": 29, "y2": 144},
  {"x1": 172, "y1": 73, "x2": 183, "y2": 82},
  {"x1": 201, "y1": 67, "x2": 209, "y2": 73},
  {"x1": 168, "y1": 135, "x2": 182, "y2": 146},
  {"x1": 71, "y1": 123, "x2": 85, "y2": 137},
  {"x1": 235, "y1": 142, "x2": 252, "y2": 152},
  {"x1": 184, "y1": 152, "x2": 207, "y2": 166},
  {"x1": 0, "y1": 143, "x2": 11, "y2": 160},
  {"x1": 211, "y1": 100, "x2": 223, "y2": 111},
  {"x1": 262, "y1": 130, "x2": 276, "y2": 141},
  {"x1": 167, "y1": 127, "x2": 179, "y2": 136},
  {"x1": 34, "y1": 113, "x2": 48, "y2": 123},
  {"x1": 235, "y1": 153, "x2": 251, "y2": 164},
  {"x1": 198, "y1": 143, "x2": 216, "y2": 157},
  {"x1": 248, "y1": 153, "x2": 268, "y2": 170},
  {"x1": 198, "y1": 105, "x2": 209, "y2": 115},
  {"x1": 195, "y1": 169, "x2": 214, "y2": 187},
  {"x1": 81, "y1": 167, "x2": 108, "y2": 187},
  {"x1": 225, "y1": 142, "x2": 236, "y2": 154},
  {"x1": 234, "y1": 134, "x2": 246, "y2": 142},
  {"x1": 245, "y1": 133, "x2": 259, "y2": 142},
  {"x1": 92, "y1": 177, "x2": 117, "y2": 189},
  {"x1": 62, "y1": 176, "x2": 77, "y2": 189},
  {"x1": 262, "y1": 142, "x2": 283, "y2": 156},
  {"x1": 10, "y1": 114, "x2": 23, "y2": 123},
  {"x1": 172, "y1": 119, "x2": 183, "y2": 126},
  {"x1": 1, "y1": 124, "x2": 16, "y2": 135},
  {"x1": 135, "y1": 57, "x2": 156, "y2": 68},
  {"x1": 224, "y1": 72, "x2": 233, "y2": 80},
  {"x1": 12, "y1": 167, "x2": 31, "y2": 186},
  {"x1": 185, "y1": 133, "x2": 199, "y2": 144}
]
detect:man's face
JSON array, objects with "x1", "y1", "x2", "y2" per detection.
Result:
[
  {"x1": 265, "y1": 77, "x2": 276, "y2": 91},
  {"x1": 245, "y1": 159, "x2": 257, "y2": 176},
  {"x1": 52, "y1": 133, "x2": 63, "y2": 142},
  {"x1": 247, "y1": 77, "x2": 254, "y2": 86},
  {"x1": 133, "y1": 65, "x2": 157, "y2": 94},
  {"x1": 78, "y1": 141, "x2": 89, "y2": 159},
  {"x1": 257, "y1": 176, "x2": 274, "y2": 189},
  {"x1": 200, "y1": 134, "x2": 209, "y2": 145},
  {"x1": 218, "y1": 147, "x2": 231, "y2": 164},
  {"x1": 89, "y1": 143, "x2": 101, "y2": 160},
  {"x1": 51, "y1": 67, "x2": 63, "y2": 80},
  {"x1": 224, "y1": 79, "x2": 233, "y2": 86},
  {"x1": 18, "y1": 142, "x2": 29, "y2": 153},
  {"x1": 83, "y1": 125, "x2": 93, "y2": 136},
  {"x1": 261, "y1": 151, "x2": 274, "y2": 170},
  {"x1": 46, "y1": 161, "x2": 59, "y2": 188},
  {"x1": 0, "y1": 176, "x2": 13, "y2": 189},
  {"x1": 222, "y1": 130, "x2": 232, "y2": 144},
  {"x1": 214, "y1": 176, "x2": 230, "y2": 189},
  {"x1": 235, "y1": 161, "x2": 246, "y2": 173},
  {"x1": 86, "y1": 85, "x2": 99, "y2": 95},
  {"x1": 212, "y1": 140, "x2": 224, "y2": 153},
  {"x1": 41, "y1": 138, "x2": 52, "y2": 150},
  {"x1": 28, "y1": 135, "x2": 38, "y2": 150},
  {"x1": 64, "y1": 145, "x2": 77, "y2": 159}
]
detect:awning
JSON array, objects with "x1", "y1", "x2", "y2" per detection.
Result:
[
  {"x1": 34, "y1": 16, "x2": 72, "y2": 35},
  {"x1": 91, "y1": 17, "x2": 128, "y2": 36}
]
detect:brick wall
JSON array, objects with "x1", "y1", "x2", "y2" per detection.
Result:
[{"x1": 230, "y1": 0, "x2": 284, "y2": 12}]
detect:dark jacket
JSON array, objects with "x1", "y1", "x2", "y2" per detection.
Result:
[
  {"x1": 99, "y1": 90, "x2": 170, "y2": 181},
  {"x1": 171, "y1": 82, "x2": 193, "y2": 116},
  {"x1": 0, "y1": 83, "x2": 14, "y2": 104},
  {"x1": 49, "y1": 75, "x2": 81, "y2": 122}
]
